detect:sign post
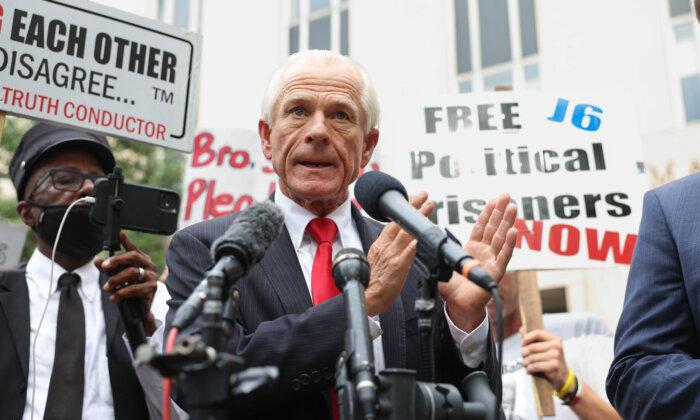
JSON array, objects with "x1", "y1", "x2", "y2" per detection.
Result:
[
  {"x1": 517, "y1": 270, "x2": 555, "y2": 417},
  {"x1": 0, "y1": 111, "x2": 5, "y2": 145}
]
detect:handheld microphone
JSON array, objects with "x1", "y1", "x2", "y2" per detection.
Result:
[
  {"x1": 171, "y1": 201, "x2": 284, "y2": 329},
  {"x1": 354, "y1": 171, "x2": 495, "y2": 290},
  {"x1": 333, "y1": 248, "x2": 376, "y2": 420}
]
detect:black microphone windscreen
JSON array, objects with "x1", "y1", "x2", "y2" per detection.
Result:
[
  {"x1": 210, "y1": 201, "x2": 284, "y2": 267},
  {"x1": 332, "y1": 247, "x2": 370, "y2": 289},
  {"x1": 354, "y1": 171, "x2": 408, "y2": 222}
]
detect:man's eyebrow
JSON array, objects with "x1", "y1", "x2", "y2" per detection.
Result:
[
  {"x1": 331, "y1": 97, "x2": 359, "y2": 112},
  {"x1": 280, "y1": 92, "x2": 313, "y2": 106}
]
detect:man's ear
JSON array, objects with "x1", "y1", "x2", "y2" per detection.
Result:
[
  {"x1": 17, "y1": 201, "x2": 38, "y2": 229},
  {"x1": 259, "y1": 119, "x2": 273, "y2": 160},
  {"x1": 360, "y1": 128, "x2": 379, "y2": 167}
]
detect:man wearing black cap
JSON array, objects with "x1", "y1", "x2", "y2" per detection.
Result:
[{"x1": 0, "y1": 123, "x2": 157, "y2": 420}]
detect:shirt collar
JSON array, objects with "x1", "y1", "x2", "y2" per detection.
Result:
[
  {"x1": 274, "y1": 190, "x2": 355, "y2": 252},
  {"x1": 26, "y1": 248, "x2": 101, "y2": 302}
]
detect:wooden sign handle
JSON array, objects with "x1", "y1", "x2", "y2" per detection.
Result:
[
  {"x1": 0, "y1": 112, "x2": 6, "y2": 145},
  {"x1": 517, "y1": 270, "x2": 555, "y2": 418}
]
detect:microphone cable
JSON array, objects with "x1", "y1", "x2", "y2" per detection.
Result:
[
  {"x1": 29, "y1": 196, "x2": 95, "y2": 420},
  {"x1": 162, "y1": 326, "x2": 179, "y2": 420}
]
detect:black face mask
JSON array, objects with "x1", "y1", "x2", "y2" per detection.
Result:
[{"x1": 31, "y1": 203, "x2": 104, "y2": 259}]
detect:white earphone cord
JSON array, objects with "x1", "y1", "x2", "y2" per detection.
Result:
[{"x1": 29, "y1": 196, "x2": 95, "y2": 420}]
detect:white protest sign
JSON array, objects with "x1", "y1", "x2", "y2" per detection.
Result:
[
  {"x1": 180, "y1": 129, "x2": 276, "y2": 228},
  {"x1": 0, "y1": 221, "x2": 26, "y2": 267},
  {"x1": 180, "y1": 128, "x2": 383, "y2": 228},
  {"x1": 0, "y1": 0, "x2": 201, "y2": 151},
  {"x1": 379, "y1": 91, "x2": 646, "y2": 270}
]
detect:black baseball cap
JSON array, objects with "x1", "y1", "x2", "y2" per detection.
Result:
[{"x1": 9, "y1": 123, "x2": 115, "y2": 200}]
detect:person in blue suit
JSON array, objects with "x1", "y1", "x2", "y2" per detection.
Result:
[{"x1": 606, "y1": 171, "x2": 700, "y2": 418}]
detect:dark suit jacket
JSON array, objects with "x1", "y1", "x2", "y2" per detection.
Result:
[
  {"x1": 0, "y1": 267, "x2": 149, "y2": 420},
  {"x1": 606, "y1": 173, "x2": 700, "y2": 419},
  {"x1": 165, "y1": 204, "x2": 501, "y2": 419}
]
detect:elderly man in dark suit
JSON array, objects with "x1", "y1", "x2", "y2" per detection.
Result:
[
  {"x1": 0, "y1": 123, "x2": 160, "y2": 420},
  {"x1": 165, "y1": 50, "x2": 518, "y2": 419}
]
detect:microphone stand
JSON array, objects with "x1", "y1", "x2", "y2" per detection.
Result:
[
  {"x1": 414, "y1": 253, "x2": 452, "y2": 382},
  {"x1": 413, "y1": 229, "x2": 460, "y2": 383},
  {"x1": 337, "y1": 247, "x2": 497, "y2": 420},
  {"x1": 135, "y1": 260, "x2": 278, "y2": 420}
]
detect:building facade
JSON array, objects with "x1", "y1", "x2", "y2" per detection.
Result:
[{"x1": 96, "y1": 0, "x2": 700, "y2": 330}]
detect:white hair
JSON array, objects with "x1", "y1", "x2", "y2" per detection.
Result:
[{"x1": 261, "y1": 50, "x2": 380, "y2": 134}]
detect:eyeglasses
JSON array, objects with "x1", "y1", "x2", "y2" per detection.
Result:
[{"x1": 28, "y1": 168, "x2": 104, "y2": 198}]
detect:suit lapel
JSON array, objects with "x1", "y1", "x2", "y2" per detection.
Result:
[
  {"x1": 352, "y1": 206, "x2": 407, "y2": 368},
  {"x1": 0, "y1": 269, "x2": 30, "y2": 378},
  {"x1": 100, "y1": 274, "x2": 121, "y2": 352},
  {"x1": 258, "y1": 224, "x2": 313, "y2": 314},
  {"x1": 257, "y1": 202, "x2": 408, "y2": 366}
]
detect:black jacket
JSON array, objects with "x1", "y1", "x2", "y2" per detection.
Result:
[
  {"x1": 0, "y1": 266, "x2": 149, "y2": 420},
  {"x1": 165, "y1": 204, "x2": 502, "y2": 419}
]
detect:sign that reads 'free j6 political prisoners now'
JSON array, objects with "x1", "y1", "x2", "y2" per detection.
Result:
[
  {"x1": 0, "y1": 0, "x2": 201, "y2": 152},
  {"x1": 379, "y1": 91, "x2": 647, "y2": 270}
]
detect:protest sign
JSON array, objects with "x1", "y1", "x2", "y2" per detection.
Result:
[
  {"x1": 0, "y1": 0, "x2": 201, "y2": 151},
  {"x1": 180, "y1": 129, "x2": 276, "y2": 228},
  {"x1": 0, "y1": 221, "x2": 25, "y2": 267},
  {"x1": 379, "y1": 91, "x2": 646, "y2": 270}
]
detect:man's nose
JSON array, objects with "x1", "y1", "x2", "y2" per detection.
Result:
[
  {"x1": 304, "y1": 111, "x2": 330, "y2": 145},
  {"x1": 78, "y1": 177, "x2": 96, "y2": 197}
]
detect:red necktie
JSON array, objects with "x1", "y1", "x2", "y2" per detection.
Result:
[
  {"x1": 306, "y1": 217, "x2": 340, "y2": 419},
  {"x1": 307, "y1": 217, "x2": 340, "y2": 305}
]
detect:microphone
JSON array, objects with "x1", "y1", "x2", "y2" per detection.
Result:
[
  {"x1": 171, "y1": 201, "x2": 284, "y2": 329},
  {"x1": 354, "y1": 171, "x2": 495, "y2": 290},
  {"x1": 333, "y1": 248, "x2": 376, "y2": 420}
]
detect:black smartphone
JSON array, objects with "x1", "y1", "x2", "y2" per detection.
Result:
[{"x1": 90, "y1": 178, "x2": 180, "y2": 235}]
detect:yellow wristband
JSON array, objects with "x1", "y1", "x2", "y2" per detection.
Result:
[{"x1": 555, "y1": 368, "x2": 576, "y2": 399}]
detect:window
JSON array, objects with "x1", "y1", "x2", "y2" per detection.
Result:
[
  {"x1": 681, "y1": 74, "x2": 700, "y2": 122},
  {"x1": 289, "y1": 26, "x2": 300, "y2": 54},
  {"x1": 669, "y1": 0, "x2": 692, "y2": 17},
  {"x1": 454, "y1": 0, "x2": 540, "y2": 92},
  {"x1": 309, "y1": 16, "x2": 331, "y2": 50},
  {"x1": 340, "y1": 10, "x2": 349, "y2": 56},
  {"x1": 290, "y1": 0, "x2": 301, "y2": 53},
  {"x1": 484, "y1": 70, "x2": 512, "y2": 91},
  {"x1": 479, "y1": 0, "x2": 511, "y2": 68},
  {"x1": 455, "y1": 0, "x2": 472, "y2": 74},
  {"x1": 157, "y1": 0, "x2": 200, "y2": 31},
  {"x1": 459, "y1": 80, "x2": 473, "y2": 94},
  {"x1": 519, "y1": 0, "x2": 538, "y2": 57},
  {"x1": 524, "y1": 63, "x2": 539, "y2": 81},
  {"x1": 674, "y1": 22, "x2": 694, "y2": 42},
  {"x1": 288, "y1": 0, "x2": 350, "y2": 56},
  {"x1": 173, "y1": 0, "x2": 189, "y2": 29},
  {"x1": 668, "y1": 0, "x2": 695, "y2": 43},
  {"x1": 310, "y1": 0, "x2": 330, "y2": 13}
]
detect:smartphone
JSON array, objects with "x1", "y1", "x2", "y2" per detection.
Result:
[{"x1": 90, "y1": 178, "x2": 180, "y2": 235}]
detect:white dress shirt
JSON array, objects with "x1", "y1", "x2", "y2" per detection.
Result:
[
  {"x1": 274, "y1": 190, "x2": 489, "y2": 370},
  {"x1": 23, "y1": 249, "x2": 115, "y2": 420}
]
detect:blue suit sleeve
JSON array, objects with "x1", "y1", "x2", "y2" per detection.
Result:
[{"x1": 606, "y1": 189, "x2": 700, "y2": 419}]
